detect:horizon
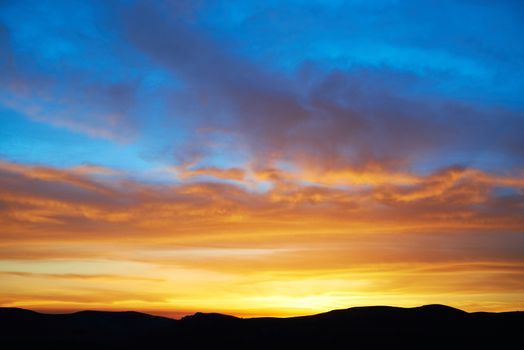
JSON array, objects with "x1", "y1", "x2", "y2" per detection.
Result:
[
  {"x1": 4, "y1": 302, "x2": 520, "y2": 321},
  {"x1": 1, "y1": 0, "x2": 523, "y2": 317}
]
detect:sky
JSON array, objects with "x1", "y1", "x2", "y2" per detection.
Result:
[{"x1": 0, "y1": 0, "x2": 523, "y2": 318}]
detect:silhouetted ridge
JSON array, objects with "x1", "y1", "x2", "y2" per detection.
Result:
[
  {"x1": 182, "y1": 311, "x2": 240, "y2": 322},
  {"x1": 0, "y1": 307, "x2": 42, "y2": 317},
  {"x1": 69, "y1": 310, "x2": 171, "y2": 321},
  {"x1": 1, "y1": 305, "x2": 522, "y2": 349},
  {"x1": 313, "y1": 305, "x2": 404, "y2": 317},
  {"x1": 415, "y1": 304, "x2": 467, "y2": 314}
]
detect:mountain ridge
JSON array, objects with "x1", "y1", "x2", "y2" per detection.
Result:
[
  {"x1": 1, "y1": 304, "x2": 522, "y2": 349},
  {"x1": 0, "y1": 303, "x2": 486, "y2": 320}
]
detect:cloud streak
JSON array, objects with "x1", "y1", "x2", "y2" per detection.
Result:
[{"x1": 1, "y1": 158, "x2": 523, "y2": 314}]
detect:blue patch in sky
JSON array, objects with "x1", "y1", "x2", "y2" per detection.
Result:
[
  {"x1": 0, "y1": 106, "x2": 150, "y2": 174},
  {"x1": 1, "y1": 0, "x2": 523, "y2": 181}
]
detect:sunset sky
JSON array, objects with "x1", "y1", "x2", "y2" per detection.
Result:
[{"x1": 1, "y1": 0, "x2": 523, "y2": 318}]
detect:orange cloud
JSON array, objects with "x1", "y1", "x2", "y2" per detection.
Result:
[
  {"x1": 1, "y1": 160, "x2": 523, "y2": 316},
  {"x1": 0, "y1": 161, "x2": 115, "y2": 195},
  {"x1": 173, "y1": 166, "x2": 246, "y2": 181},
  {"x1": 70, "y1": 164, "x2": 122, "y2": 176}
]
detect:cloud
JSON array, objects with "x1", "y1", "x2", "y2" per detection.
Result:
[
  {"x1": 121, "y1": 1, "x2": 524, "y2": 176},
  {"x1": 0, "y1": 159, "x2": 522, "y2": 241},
  {"x1": 0, "y1": 271, "x2": 163, "y2": 282},
  {"x1": 2, "y1": 0, "x2": 523, "y2": 171},
  {"x1": 0, "y1": 161, "x2": 117, "y2": 196},
  {"x1": 172, "y1": 165, "x2": 246, "y2": 181},
  {"x1": 0, "y1": 159, "x2": 522, "y2": 315},
  {"x1": 0, "y1": 1, "x2": 140, "y2": 142},
  {"x1": 69, "y1": 164, "x2": 121, "y2": 176}
]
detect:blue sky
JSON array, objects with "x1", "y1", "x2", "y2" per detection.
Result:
[{"x1": 1, "y1": 0, "x2": 523, "y2": 179}]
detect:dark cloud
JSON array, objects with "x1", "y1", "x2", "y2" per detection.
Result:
[
  {"x1": 122, "y1": 1, "x2": 524, "y2": 173},
  {"x1": 0, "y1": 3, "x2": 140, "y2": 141}
]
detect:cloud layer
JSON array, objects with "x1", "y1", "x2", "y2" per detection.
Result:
[{"x1": 1, "y1": 159, "x2": 523, "y2": 315}]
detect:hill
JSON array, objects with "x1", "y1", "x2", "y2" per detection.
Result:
[{"x1": 1, "y1": 304, "x2": 522, "y2": 349}]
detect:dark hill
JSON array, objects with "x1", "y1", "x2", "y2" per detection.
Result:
[{"x1": 1, "y1": 305, "x2": 522, "y2": 349}]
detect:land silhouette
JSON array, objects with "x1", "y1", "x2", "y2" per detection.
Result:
[{"x1": 1, "y1": 304, "x2": 522, "y2": 349}]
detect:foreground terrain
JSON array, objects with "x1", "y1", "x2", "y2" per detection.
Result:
[{"x1": 1, "y1": 305, "x2": 522, "y2": 349}]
